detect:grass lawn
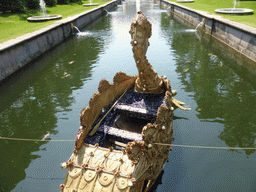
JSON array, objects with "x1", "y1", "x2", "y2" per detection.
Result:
[
  {"x1": 0, "y1": 0, "x2": 111, "y2": 43},
  {"x1": 168, "y1": 0, "x2": 256, "y2": 28},
  {"x1": 0, "y1": 0, "x2": 255, "y2": 44}
]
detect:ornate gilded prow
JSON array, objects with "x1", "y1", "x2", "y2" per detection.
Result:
[
  {"x1": 130, "y1": 11, "x2": 165, "y2": 94},
  {"x1": 129, "y1": 11, "x2": 190, "y2": 111}
]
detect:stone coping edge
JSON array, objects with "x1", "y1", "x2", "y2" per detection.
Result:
[
  {"x1": 163, "y1": 0, "x2": 256, "y2": 36},
  {"x1": 162, "y1": 0, "x2": 256, "y2": 63},
  {"x1": 0, "y1": 0, "x2": 120, "y2": 82},
  {"x1": 0, "y1": 1, "x2": 116, "y2": 52}
]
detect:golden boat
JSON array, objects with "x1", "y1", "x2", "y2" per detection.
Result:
[{"x1": 60, "y1": 11, "x2": 189, "y2": 192}]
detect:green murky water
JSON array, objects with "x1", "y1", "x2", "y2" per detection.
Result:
[{"x1": 0, "y1": 0, "x2": 256, "y2": 191}]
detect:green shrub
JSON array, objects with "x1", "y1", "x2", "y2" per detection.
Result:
[
  {"x1": 0, "y1": 0, "x2": 25, "y2": 13},
  {"x1": 0, "y1": 0, "x2": 10, "y2": 13},
  {"x1": 57, "y1": 0, "x2": 69, "y2": 4},
  {"x1": 69, "y1": 0, "x2": 82, "y2": 3},
  {"x1": 26, "y1": 0, "x2": 40, "y2": 9},
  {"x1": 44, "y1": 0, "x2": 57, "y2": 6}
]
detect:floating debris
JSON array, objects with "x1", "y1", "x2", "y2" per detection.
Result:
[
  {"x1": 62, "y1": 72, "x2": 70, "y2": 78},
  {"x1": 183, "y1": 68, "x2": 189, "y2": 73},
  {"x1": 208, "y1": 53, "x2": 217, "y2": 57},
  {"x1": 42, "y1": 131, "x2": 50, "y2": 140}
]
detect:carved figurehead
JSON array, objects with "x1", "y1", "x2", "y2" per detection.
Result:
[{"x1": 130, "y1": 11, "x2": 165, "y2": 94}]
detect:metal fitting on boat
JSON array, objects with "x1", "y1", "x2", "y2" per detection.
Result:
[
  {"x1": 59, "y1": 184, "x2": 65, "y2": 190},
  {"x1": 128, "y1": 181, "x2": 133, "y2": 187},
  {"x1": 61, "y1": 162, "x2": 67, "y2": 169}
]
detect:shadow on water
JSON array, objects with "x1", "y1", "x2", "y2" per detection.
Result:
[{"x1": 0, "y1": 15, "x2": 112, "y2": 191}]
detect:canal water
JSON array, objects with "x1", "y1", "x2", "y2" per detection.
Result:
[{"x1": 1, "y1": 0, "x2": 256, "y2": 191}]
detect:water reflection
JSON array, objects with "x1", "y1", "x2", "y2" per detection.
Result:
[
  {"x1": 161, "y1": 12, "x2": 256, "y2": 156},
  {"x1": 1, "y1": 0, "x2": 256, "y2": 191},
  {"x1": 0, "y1": 15, "x2": 112, "y2": 191}
]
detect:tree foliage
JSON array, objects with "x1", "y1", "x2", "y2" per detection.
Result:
[
  {"x1": 57, "y1": 0, "x2": 69, "y2": 4},
  {"x1": 26, "y1": 0, "x2": 40, "y2": 9},
  {"x1": 0, "y1": 0, "x2": 80, "y2": 13},
  {"x1": 44, "y1": 0, "x2": 57, "y2": 6},
  {"x1": 57, "y1": 0, "x2": 81, "y2": 4},
  {"x1": 0, "y1": 0, "x2": 25, "y2": 13}
]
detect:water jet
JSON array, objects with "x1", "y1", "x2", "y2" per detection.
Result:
[
  {"x1": 195, "y1": 21, "x2": 203, "y2": 30},
  {"x1": 27, "y1": 0, "x2": 62, "y2": 22},
  {"x1": 83, "y1": 0, "x2": 99, "y2": 6},
  {"x1": 104, "y1": 9, "x2": 109, "y2": 16},
  {"x1": 73, "y1": 26, "x2": 81, "y2": 33},
  {"x1": 73, "y1": 26, "x2": 92, "y2": 37},
  {"x1": 185, "y1": 21, "x2": 203, "y2": 32}
]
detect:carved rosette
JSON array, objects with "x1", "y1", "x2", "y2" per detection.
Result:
[
  {"x1": 130, "y1": 11, "x2": 165, "y2": 94},
  {"x1": 61, "y1": 144, "x2": 141, "y2": 192}
]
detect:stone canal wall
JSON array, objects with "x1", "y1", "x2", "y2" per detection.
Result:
[
  {"x1": 161, "y1": 0, "x2": 256, "y2": 64},
  {"x1": 0, "y1": 0, "x2": 120, "y2": 82},
  {"x1": 1, "y1": 0, "x2": 256, "y2": 82}
]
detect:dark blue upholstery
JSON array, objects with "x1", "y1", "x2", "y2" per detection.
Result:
[{"x1": 84, "y1": 87, "x2": 166, "y2": 146}]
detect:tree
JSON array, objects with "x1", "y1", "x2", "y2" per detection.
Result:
[
  {"x1": 0, "y1": 0, "x2": 25, "y2": 13},
  {"x1": 44, "y1": 0, "x2": 57, "y2": 6},
  {"x1": 57, "y1": 0, "x2": 69, "y2": 4},
  {"x1": 25, "y1": 0, "x2": 39, "y2": 9}
]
